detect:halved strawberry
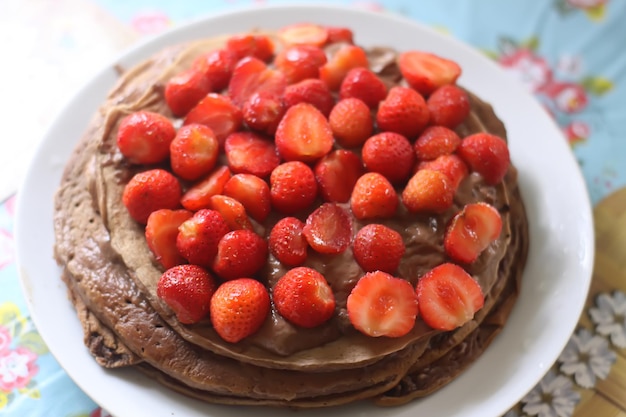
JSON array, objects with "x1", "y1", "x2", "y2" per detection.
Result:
[
  {"x1": 275, "y1": 102, "x2": 334, "y2": 163},
  {"x1": 145, "y1": 209, "x2": 193, "y2": 269},
  {"x1": 184, "y1": 93, "x2": 243, "y2": 147},
  {"x1": 457, "y1": 133, "x2": 510, "y2": 185},
  {"x1": 326, "y1": 26, "x2": 354, "y2": 44},
  {"x1": 278, "y1": 23, "x2": 329, "y2": 47},
  {"x1": 283, "y1": 78, "x2": 334, "y2": 117},
  {"x1": 401, "y1": 169, "x2": 454, "y2": 214},
  {"x1": 347, "y1": 271, "x2": 418, "y2": 338},
  {"x1": 180, "y1": 165, "x2": 232, "y2": 211},
  {"x1": 314, "y1": 149, "x2": 364, "y2": 203},
  {"x1": 122, "y1": 169, "x2": 182, "y2": 224},
  {"x1": 222, "y1": 173, "x2": 271, "y2": 222},
  {"x1": 268, "y1": 217, "x2": 308, "y2": 266},
  {"x1": 224, "y1": 131, "x2": 280, "y2": 178},
  {"x1": 164, "y1": 68, "x2": 212, "y2": 116},
  {"x1": 353, "y1": 224, "x2": 405, "y2": 274},
  {"x1": 339, "y1": 67, "x2": 387, "y2": 108},
  {"x1": 170, "y1": 124, "x2": 219, "y2": 181},
  {"x1": 361, "y1": 132, "x2": 415, "y2": 184},
  {"x1": 319, "y1": 44, "x2": 369, "y2": 91},
  {"x1": 270, "y1": 161, "x2": 318, "y2": 214},
  {"x1": 212, "y1": 230, "x2": 268, "y2": 281},
  {"x1": 274, "y1": 44, "x2": 327, "y2": 84},
  {"x1": 376, "y1": 86, "x2": 430, "y2": 139},
  {"x1": 413, "y1": 126, "x2": 461, "y2": 161},
  {"x1": 416, "y1": 263, "x2": 484, "y2": 331},
  {"x1": 228, "y1": 56, "x2": 287, "y2": 108},
  {"x1": 398, "y1": 51, "x2": 461, "y2": 96},
  {"x1": 242, "y1": 92, "x2": 286, "y2": 136},
  {"x1": 303, "y1": 203, "x2": 353, "y2": 255},
  {"x1": 157, "y1": 264, "x2": 216, "y2": 324},
  {"x1": 176, "y1": 209, "x2": 230, "y2": 267},
  {"x1": 192, "y1": 48, "x2": 237, "y2": 92},
  {"x1": 417, "y1": 154, "x2": 468, "y2": 190},
  {"x1": 116, "y1": 111, "x2": 176, "y2": 165},
  {"x1": 443, "y1": 202, "x2": 503, "y2": 264},
  {"x1": 427, "y1": 85, "x2": 471, "y2": 129},
  {"x1": 209, "y1": 195, "x2": 254, "y2": 231},
  {"x1": 328, "y1": 97, "x2": 373, "y2": 148},
  {"x1": 350, "y1": 172, "x2": 398, "y2": 220},
  {"x1": 225, "y1": 33, "x2": 274, "y2": 62}
]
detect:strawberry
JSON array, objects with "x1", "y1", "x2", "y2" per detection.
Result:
[
  {"x1": 192, "y1": 48, "x2": 237, "y2": 92},
  {"x1": 273, "y1": 44, "x2": 327, "y2": 84},
  {"x1": 222, "y1": 173, "x2": 271, "y2": 222},
  {"x1": 361, "y1": 132, "x2": 415, "y2": 184},
  {"x1": 339, "y1": 67, "x2": 387, "y2": 108},
  {"x1": 427, "y1": 85, "x2": 471, "y2": 129},
  {"x1": 210, "y1": 278, "x2": 270, "y2": 343},
  {"x1": 283, "y1": 79, "x2": 334, "y2": 117},
  {"x1": 145, "y1": 209, "x2": 193, "y2": 270},
  {"x1": 416, "y1": 263, "x2": 484, "y2": 331},
  {"x1": 457, "y1": 133, "x2": 510, "y2": 185},
  {"x1": 275, "y1": 103, "x2": 334, "y2": 163},
  {"x1": 176, "y1": 209, "x2": 230, "y2": 267},
  {"x1": 212, "y1": 230, "x2": 268, "y2": 281},
  {"x1": 376, "y1": 86, "x2": 430, "y2": 139},
  {"x1": 209, "y1": 195, "x2": 254, "y2": 231},
  {"x1": 328, "y1": 98, "x2": 373, "y2": 148},
  {"x1": 326, "y1": 26, "x2": 354, "y2": 44},
  {"x1": 273, "y1": 267, "x2": 335, "y2": 328},
  {"x1": 268, "y1": 217, "x2": 308, "y2": 266},
  {"x1": 319, "y1": 44, "x2": 369, "y2": 91},
  {"x1": 228, "y1": 56, "x2": 286, "y2": 108},
  {"x1": 224, "y1": 131, "x2": 280, "y2": 178},
  {"x1": 347, "y1": 271, "x2": 418, "y2": 338},
  {"x1": 169, "y1": 124, "x2": 219, "y2": 181},
  {"x1": 164, "y1": 68, "x2": 212, "y2": 116},
  {"x1": 225, "y1": 34, "x2": 274, "y2": 62},
  {"x1": 116, "y1": 111, "x2": 175, "y2": 165},
  {"x1": 303, "y1": 203, "x2": 353, "y2": 255},
  {"x1": 180, "y1": 165, "x2": 232, "y2": 211},
  {"x1": 353, "y1": 224, "x2": 405, "y2": 274},
  {"x1": 269, "y1": 161, "x2": 318, "y2": 214},
  {"x1": 242, "y1": 92, "x2": 286, "y2": 136},
  {"x1": 398, "y1": 50, "x2": 461, "y2": 96},
  {"x1": 122, "y1": 169, "x2": 181, "y2": 224},
  {"x1": 350, "y1": 172, "x2": 398, "y2": 220},
  {"x1": 413, "y1": 126, "x2": 461, "y2": 161},
  {"x1": 314, "y1": 149, "x2": 364, "y2": 203},
  {"x1": 444, "y1": 202, "x2": 503, "y2": 264},
  {"x1": 157, "y1": 265, "x2": 216, "y2": 324},
  {"x1": 417, "y1": 154, "x2": 468, "y2": 190},
  {"x1": 184, "y1": 93, "x2": 243, "y2": 146},
  {"x1": 278, "y1": 23, "x2": 329, "y2": 47},
  {"x1": 401, "y1": 169, "x2": 454, "y2": 214}
]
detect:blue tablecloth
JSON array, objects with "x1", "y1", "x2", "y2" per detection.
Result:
[{"x1": 1, "y1": 1, "x2": 625, "y2": 416}]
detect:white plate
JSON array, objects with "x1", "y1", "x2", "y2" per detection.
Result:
[{"x1": 15, "y1": 4, "x2": 594, "y2": 417}]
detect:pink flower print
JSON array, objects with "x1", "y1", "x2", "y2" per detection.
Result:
[
  {"x1": 4, "y1": 195, "x2": 16, "y2": 217},
  {"x1": 131, "y1": 11, "x2": 171, "y2": 36},
  {"x1": 0, "y1": 347, "x2": 38, "y2": 392},
  {"x1": 564, "y1": 121, "x2": 590, "y2": 145},
  {"x1": 499, "y1": 49, "x2": 553, "y2": 93},
  {"x1": 0, "y1": 229, "x2": 13, "y2": 270},
  {"x1": 0, "y1": 327, "x2": 10, "y2": 354},
  {"x1": 543, "y1": 82, "x2": 589, "y2": 113},
  {"x1": 567, "y1": 0, "x2": 607, "y2": 9},
  {"x1": 350, "y1": 1, "x2": 385, "y2": 11}
]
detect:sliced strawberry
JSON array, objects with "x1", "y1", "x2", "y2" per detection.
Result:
[
  {"x1": 417, "y1": 154, "x2": 469, "y2": 190},
  {"x1": 157, "y1": 265, "x2": 216, "y2": 324},
  {"x1": 350, "y1": 172, "x2": 398, "y2": 220},
  {"x1": 361, "y1": 132, "x2": 415, "y2": 184},
  {"x1": 283, "y1": 78, "x2": 334, "y2": 117},
  {"x1": 176, "y1": 209, "x2": 230, "y2": 267},
  {"x1": 212, "y1": 230, "x2": 268, "y2": 281},
  {"x1": 398, "y1": 50, "x2": 462, "y2": 96},
  {"x1": 416, "y1": 263, "x2": 484, "y2": 331},
  {"x1": 376, "y1": 86, "x2": 430, "y2": 139},
  {"x1": 180, "y1": 165, "x2": 232, "y2": 211},
  {"x1": 353, "y1": 224, "x2": 405, "y2": 274},
  {"x1": 401, "y1": 169, "x2": 454, "y2": 214},
  {"x1": 339, "y1": 67, "x2": 387, "y2": 108},
  {"x1": 222, "y1": 173, "x2": 271, "y2": 223},
  {"x1": 209, "y1": 195, "x2": 254, "y2": 231},
  {"x1": 116, "y1": 111, "x2": 175, "y2": 165},
  {"x1": 457, "y1": 133, "x2": 510, "y2": 185},
  {"x1": 225, "y1": 34, "x2": 274, "y2": 62},
  {"x1": 414, "y1": 126, "x2": 461, "y2": 161},
  {"x1": 314, "y1": 149, "x2": 364, "y2": 203},
  {"x1": 122, "y1": 169, "x2": 182, "y2": 224},
  {"x1": 328, "y1": 98, "x2": 373, "y2": 148},
  {"x1": 170, "y1": 124, "x2": 219, "y2": 181},
  {"x1": 303, "y1": 203, "x2": 353, "y2": 255},
  {"x1": 278, "y1": 23, "x2": 329, "y2": 47},
  {"x1": 427, "y1": 85, "x2": 471, "y2": 129},
  {"x1": 184, "y1": 93, "x2": 243, "y2": 147},
  {"x1": 275, "y1": 102, "x2": 334, "y2": 163},
  {"x1": 192, "y1": 48, "x2": 237, "y2": 92},
  {"x1": 347, "y1": 271, "x2": 418, "y2": 338},
  {"x1": 268, "y1": 217, "x2": 308, "y2": 266},
  {"x1": 273, "y1": 267, "x2": 335, "y2": 328},
  {"x1": 319, "y1": 44, "x2": 369, "y2": 91},
  {"x1": 164, "y1": 68, "x2": 212, "y2": 117},
  {"x1": 224, "y1": 131, "x2": 280, "y2": 178},
  {"x1": 228, "y1": 56, "x2": 287, "y2": 108},
  {"x1": 145, "y1": 209, "x2": 193, "y2": 270},
  {"x1": 274, "y1": 44, "x2": 327, "y2": 84},
  {"x1": 269, "y1": 161, "x2": 318, "y2": 214},
  {"x1": 326, "y1": 26, "x2": 354, "y2": 44},
  {"x1": 444, "y1": 202, "x2": 503, "y2": 264},
  {"x1": 242, "y1": 92, "x2": 286, "y2": 136}
]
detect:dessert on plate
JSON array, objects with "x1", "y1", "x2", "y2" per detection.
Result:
[{"x1": 53, "y1": 23, "x2": 528, "y2": 408}]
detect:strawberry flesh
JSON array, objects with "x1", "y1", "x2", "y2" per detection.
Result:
[
  {"x1": 275, "y1": 102, "x2": 334, "y2": 163},
  {"x1": 303, "y1": 203, "x2": 353, "y2": 255}
]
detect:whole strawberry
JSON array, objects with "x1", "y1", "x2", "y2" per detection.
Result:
[
  {"x1": 270, "y1": 161, "x2": 318, "y2": 214},
  {"x1": 328, "y1": 98, "x2": 373, "y2": 148},
  {"x1": 268, "y1": 217, "x2": 308, "y2": 266},
  {"x1": 427, "y1": 85, "x2": 471, "y2": 129},
  {"x1": 157, "y1": 265, "x2": 216, "y2": 324},
  {"x1": 402, "y1": 169, "x2": 455, "y2": 214},
  {"x1": 212, "y1": 230, "x2": 268, "y2": 281},
  {"x1": 339, "y1": 67, "x2": 387, "y2": 108},
  {"x1": 350, "y1": 172, "x2": 398, "y2": 219},
  {"x1": 376, "y1": 86, "x2": 429, "y2": 139},
  {"x1": 164, "y1": 68, "x2": 212, "y2": 117},
  {"x1": 361, "y1": 132, "x2": 415, "y2": 184},
  {"x1": 353, "y1": 224, "x2": 405, "y2": 274},
  {"x1": 116, "y1": 111, "x2": 176, "y2": 165},
  {"x1": 273, "y1": 267, "x2": 336, "y2": 328},
  {"x1": 210, "y1": 278, "x2": 270, "y2": 343},
  {"x1": 122, "y1": 169, "x2": 182, "y2": 224},
  {"x1": 176, "y1": 209, "x2": 230, "y2": 267},
  {"x1": 145, "y1": 209, "x2": 193, "y2": 270},
  {"x1": 170, "y1": 124, "x2": 219, "y2": 181},
  {"x1": 457, "y1": 133, "x2": 510, "y2": 185}
]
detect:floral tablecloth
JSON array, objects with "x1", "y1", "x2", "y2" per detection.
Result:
[{"x1": 1, "y1": 1, "x2": 625, "y2": 416}]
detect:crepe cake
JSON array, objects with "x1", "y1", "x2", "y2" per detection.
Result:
[{"x1": 53, "y1": 24, "x2": 529, "y2": 408}]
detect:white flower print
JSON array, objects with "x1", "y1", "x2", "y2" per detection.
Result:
[
  {"x1": 521, "y1": 370, "x2": 580, "y2": 417},
  {"x1": 558, "y1": 327, "x2": 617, "y2": 388},
  {"x1": 589, "y1": 291, "x2": 626, "y2": 348}
]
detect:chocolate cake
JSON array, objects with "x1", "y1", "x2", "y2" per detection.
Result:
[{"x1": 53, "y1": 26, "x2": 528, "y2": 408}]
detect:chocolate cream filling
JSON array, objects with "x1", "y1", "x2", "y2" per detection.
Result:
[{"x1": 53, "y1": 32, "x2": 528, "y2": 407}]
